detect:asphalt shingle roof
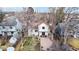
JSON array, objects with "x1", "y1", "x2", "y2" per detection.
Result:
[{"x1": 0, "y1": 16, "x2": 17, "y2": 26}]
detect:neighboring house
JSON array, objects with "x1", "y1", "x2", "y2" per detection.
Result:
[
  {"x1": 58, "y1": 23, "x2": 65, "y2": 37},
  {"x1": 28, "y1": 23, "x2": 49, "y2": 37},
  {"x1": 63, "y1": 19, "x2": 79, "y2": 38},
  {"x1": 73, "y1": 24, "x2": 79, "y2": 38},
  {"x1": 0, "y1": 16, "x2": 22, "y2": 38}
]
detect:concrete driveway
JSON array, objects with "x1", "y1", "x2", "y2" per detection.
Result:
[{"x1": 40, "y1": 37, "x2": 53, "y2": 51}]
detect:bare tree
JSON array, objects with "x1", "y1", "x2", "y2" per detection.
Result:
[
  {"x1": 27, "y1": 7, "x2": 34, "y2": 15},
  {"x1": 22, "y1": 7, "x2": 34, "y2": 36},
  {"x1": 64, "y1": 7, "x2": 79, "y2": 21},
  {"x1": 55, "y1": 7, "x2": 65, "y2": 25},
  {"x1": 49, "y1": 7, "x2": 79, "y2": 24},
  {"x1": 64, "y1": 8, "x2": 79, "y2": 44},
  {"x1": 49, "y1": 7, "x2": 65, "y2": 25}
]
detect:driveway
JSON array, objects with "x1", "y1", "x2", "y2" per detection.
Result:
[{"x1": 40, "y1": 37, "x2": 53, "y2": 51}]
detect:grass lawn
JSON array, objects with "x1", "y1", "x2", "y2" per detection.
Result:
[{"x1": 19, "y1": 37, "x2": 40, "y2": 51}]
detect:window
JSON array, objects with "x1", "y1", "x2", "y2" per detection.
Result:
[
  {"x1": 10, "y1": 26, "x2": 12, "y2": 29},
  {"x1": 42, "y1": 32, "x2": 45, "y2": 35},
  {"x1": 47, "y1": 48, "x2": 50, "y2": 51},
  {"x1": 42, "y1": 27, "x2": 45, "y2": 29},
  {"x1": 0, "y1": 34, "x2": 2, "y2": 36},
  {"x1": 3, "y1": 26, "x2": 5, "y2": 29},
  {"x1": 4, "y1": 32, "x2": 7, "y2": 35},
  {"x1": 41, "y1": 46, "x2": 43, "y2": 48},
  {"x1": 35, "y1": 30, "x2": 38, "y2": 32},
  {"x1": 11, "y1": 32, "x2": 14, "y2": 34}
]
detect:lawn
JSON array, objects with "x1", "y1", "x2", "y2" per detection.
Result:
[{"x1": 19, "y1": 37, "x2": 40, "y2": 51}]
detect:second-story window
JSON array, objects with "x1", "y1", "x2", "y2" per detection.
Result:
[{"x1": 42, "y1": 27, "x2": 45, "y2": 29}]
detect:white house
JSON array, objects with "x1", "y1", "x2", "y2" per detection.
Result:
[
  {"x1": 38, "y1": 23, "x2": 49, "y2": 37},
  {"x1": 0, "y1": 16, "x2": 22, "y2": 38},
  {"x1": 28, "y1": 23, "x2": 49, "y2": 37}
]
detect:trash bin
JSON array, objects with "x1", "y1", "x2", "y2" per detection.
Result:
[{"x1": 7, "y1": 47, "x2": 15, "y2": 51}]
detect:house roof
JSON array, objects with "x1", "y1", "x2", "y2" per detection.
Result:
[
  {"x1": 31, "y1": 21, "x2": 48, "y2": 29},
  {"x1": 0, "y1": 16, "x2": 17, "y2": 26}
]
